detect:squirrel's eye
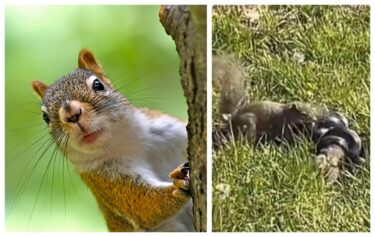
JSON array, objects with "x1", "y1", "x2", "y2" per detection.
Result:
[
  {"x1": 92, "y1": 79, "x2": 105, "y2": 92},
  {"x1": 42, "y1": 111, "x2": 50, "y2": 124}
]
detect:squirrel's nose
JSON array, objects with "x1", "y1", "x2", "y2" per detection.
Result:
[
  {"x1": 61, "y1": 100, "x2": 82, "y2": 123},
  {"x1": 67, "y1": 109, "x2": 81, "y2": 123}
]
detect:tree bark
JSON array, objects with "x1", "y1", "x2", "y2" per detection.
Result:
[{"x1": 159, "y1": 5, "x2": 207, "y2": 232}]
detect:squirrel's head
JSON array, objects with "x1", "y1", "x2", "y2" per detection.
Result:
[
  {"x1": 287, "y1": 102, "x2": 321, "y2": 124},
  {"x1": 282, "y1": 102, "x2": 322, "y2": 137},
  {"x1": 31, "y1": 49, "x2": 131, "y2": 163}
]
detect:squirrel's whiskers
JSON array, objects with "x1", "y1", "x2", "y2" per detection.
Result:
[{"x1": 28, "y1": 48, "x2": 193, "y2": 232}]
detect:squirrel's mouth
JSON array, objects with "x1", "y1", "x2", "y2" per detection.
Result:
[{"x1": 81, "y1": 129, "x2": 103, "y2": 144}]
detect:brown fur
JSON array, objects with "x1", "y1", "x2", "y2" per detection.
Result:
[
  {"x1": 58, "y1": 101, "x2": 95, "y2": 133},
  {"x1": 231, "y1": 101, "x2": 317, "y2": 141},
  {"x1": 78, "y1": 48, "x2": 104, "y2": 76},
  {"x1": 80, "y1": 165, "x2": 190, "y2": 232},
  {"x1": 31, "y1": 80, "x2": 48, "y2": 99},
  {"x1": 139, "y1": 108, "x2": 169, "y2": 119},
  {"x1": 140, "y1": 107, "x2": 187, "y2": 124},
  {"x1": 78, "y1": 48, "x2": 112, "y2": 86},
  {"x1": 213, "y1": 55, "x2": 246, "y2": 115},
  {"x1": 212, "y1": 55, "x2": 321, "y2": 145},
  {"x1": 32, "y1": 49, "x2": 192, "y2": 231}
]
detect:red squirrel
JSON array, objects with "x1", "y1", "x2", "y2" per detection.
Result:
[{"x1": 31, "y1": 49, "x2": 193, "y2": 231}]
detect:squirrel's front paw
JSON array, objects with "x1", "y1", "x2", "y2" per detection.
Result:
[{"x1": 169, "y1": 162, "x2": 191, "y2": 198}]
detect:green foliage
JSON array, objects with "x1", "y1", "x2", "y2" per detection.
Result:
[
  {"x1": 5, "y1": 6, "x2": 185, "y2": 231},
  {"x1": 212, "y1": 5, "x2": 370, "y2": 232}
]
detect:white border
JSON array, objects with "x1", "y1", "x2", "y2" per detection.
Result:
[
  {"x1": 2, "y1": 0, "x2": 373, "y2": 5},
  {"x1": 207, "y1": 3, "x2": 213, "y2": 234},
  {"x1": 370, "y1": 2, "x2": 374, "y2": 234},
  {"x1": 1, "y1": 0, "x2": 374, "y2": 236}
]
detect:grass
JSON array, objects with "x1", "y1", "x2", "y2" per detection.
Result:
[{"x1": 212, "y1": 5, "x2": 370, "y2": 232}]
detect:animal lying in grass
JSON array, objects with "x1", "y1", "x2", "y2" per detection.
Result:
[
  {"x1": 212, "y1": 55, "x2": 321, "y2": 147},
  {"x1": 212, "y1": 55, "x2": 363, "y2": 184}
]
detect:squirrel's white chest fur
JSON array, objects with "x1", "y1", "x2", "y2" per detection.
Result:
[
  {"x1": 65, "y1": 105, "x2": 192, "y2": 232},
  {"x1": 67, "y1": 108, "x2": 188, "y2": 185}
]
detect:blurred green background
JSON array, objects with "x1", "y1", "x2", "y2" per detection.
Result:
[{"x1": 5, "y1": 6, "x2": 186, "y2": 231}]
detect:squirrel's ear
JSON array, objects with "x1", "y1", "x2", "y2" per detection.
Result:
[
  {"x1": 31, "y1": 80, "x2": 48, "y2": 99},
  {"x1": 78, "y1": 48, "x2": 104, "y2": 76},
  {"x1": 289, "y1": 103, "x2": 298, "y2": 111}
]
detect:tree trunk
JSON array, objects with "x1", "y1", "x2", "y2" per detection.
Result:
[{"x1": 159, "y1": 5, "x2": 207, "y2": 232}]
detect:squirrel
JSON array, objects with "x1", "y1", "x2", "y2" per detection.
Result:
[
  {"x1": 31, "y1": 49, "x2": 194, "y2": 232},
  {"x1": 212, "y1": 55, "x2": 321, "y2": 148},
  {"x1": 213, "y1": 55, "x2": 364, "y2": 184}
]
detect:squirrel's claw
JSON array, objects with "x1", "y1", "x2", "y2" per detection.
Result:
[
  {"x1": 169, "y1": 162, "x2": 191, "y2": 198},
  {"x1": 169, "y1": 162, "x2": 190, "y2": 180}
]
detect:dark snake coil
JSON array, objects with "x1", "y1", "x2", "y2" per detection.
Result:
[{"x1": 312, "y1": 111, "x2": 362, "y2": 163}]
